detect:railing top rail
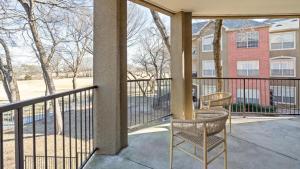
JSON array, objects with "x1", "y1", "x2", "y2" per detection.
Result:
[
  {"x1": 193, "y1": 77, "x2": 300, "y2": 80},
  {"x1": 127, "y1": 78, "x2": 172, "y2": 82},
  {"x1": 0, "y1": 85, "x2": 97, "y2": 113}
]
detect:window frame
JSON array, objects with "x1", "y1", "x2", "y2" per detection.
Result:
[
  {"x1": 236, "y1": 60, "x2": 260, "y2": 77},
  {"x1": 270, "y1": 56, "x2": 296, "y2": 77},
  {"x1": 202, "y1": 60, "x2": 222, "y2": 77},
  {"x1": 201, "y1": 34, "x2": 223, "y2": 52},
  {"x1": 236, "y1": 31, "x2": 259, "y2": 48},
  {"x1": 237, "y1": 89, "x2": 260, "y2": 104},
  {"x1": 202, "y1": 34, "x2": 214, "y2": 52},
  {"x1": 270, "y1": 86, "x2": 296, "y2": 105},
  {"x1": 270, "y1": 31, "x2": 296, "y2": 51}
]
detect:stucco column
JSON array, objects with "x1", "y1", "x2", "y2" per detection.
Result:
[
  {"x1": 94, "y1": 0, "x2": 128, "y2": 154},
  {"x1": 170, "y1": 12, "x2": 193, "y2": 120}
]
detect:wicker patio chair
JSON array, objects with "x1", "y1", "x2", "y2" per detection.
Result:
[
  {"x1": 170, "y1": 111, "x2": 228, "y2": 169},
  {"x1": 197, "y1": 92, "x2": 232, "y2": 132}
]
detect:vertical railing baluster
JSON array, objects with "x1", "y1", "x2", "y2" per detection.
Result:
[
  {"x1": 243, "y1": 78, "x2": 246, "y2": 117},
  {"x1": 142, "y1": 81, "x2": 145, "y2": 124},
  {"x1": 80, "y1": 91, "x2": 83, "y2": 166},
  {"x1": 69, "y1": 94, "x2": 72, "y2": 169},
  {"x1": 32, "y1": 104, "x2": 36, "y2": 169},
  {"x1": 91, "y1": 90, "x2": 94, "y2": 149},
  {"x1": 62, "y1": 96, "x2": 65, "y2": 169},
  {"x1": 84, "y1": 91, "x2": 87, "y2": 160},
  {"x1": 88, "y1": 90, "x2": 91, "y2": 153},
  {"x1": 0, "y1": 111, "x2": 3, "y2": 169},
  {"x1": 15, "y1": 107, "x2": 24, "y2": 169},
  {"x1": 134, "y1": 81, "x2": 137, "y2": 125},
  {"x1": 53, "y1": 99, "x2": 57, "y2": 169},
  {"x1": 75, "y1": 92, "x2": 78, "y2": 168},
  {"x1": 44, "y1": 101, "x2": 48, "y2": 169}
]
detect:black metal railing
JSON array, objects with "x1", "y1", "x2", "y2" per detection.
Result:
[
  {"x1": 127, "y1": 78, "x2": 172, "y2": 127},
  {"x1": 0, "y1": 86, "x2": 97, "y2": 169},
  {"x1": 193, "y1": 77, "x2": 300, "y2": 115}
]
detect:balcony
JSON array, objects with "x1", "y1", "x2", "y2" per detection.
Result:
[
  {"x1": 1, "y1": 0, "x2": 300, "y2": 169},
  {"x1": 85, "y1": 116, "x2": 300, "y2": 169}
]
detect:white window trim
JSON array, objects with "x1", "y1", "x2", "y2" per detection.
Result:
[
  {"x1": 237, "y1": 60, "x2": 260, "y2": 77},
  {"x1": 270, "y1": 86, "x2": 296, "y2": 105},
  {"x1": 236, "y1": 31, "x2": 259, "y2": 48},
  {"x1": 270, "y1": 31, "x2": 296, "y2": 51},
  {"x1": 201, "y1": 34, "x2": 223, "y2": 52},
  {"x1": 237, "y1": 89, "x2": 261, "y2": 104},
  {"x1": 202, "y1": 60, "x2": 223, "y2": 77},
  {"x1": 270, "y1": 56, "x2": 296, "y2": 77}
]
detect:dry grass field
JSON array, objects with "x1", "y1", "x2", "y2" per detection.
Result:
[{"x1": 0, "y1": 77, "x2": 92, "y2": 105}]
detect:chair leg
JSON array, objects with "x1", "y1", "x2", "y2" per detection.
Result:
[
  {"x1": 224, "y1": 127, "x2": 228, "y2": 169},
  {"x1": 170, "y1": 129, "x2": 173, "y2": 169}
]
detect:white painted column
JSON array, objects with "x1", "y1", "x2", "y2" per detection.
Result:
[
  {"x1": 94, "y1": 0, "x2": 128, "y2": 154},
  {"x1": 171, "y1": 12, "x2": 193, "y2": 120}
]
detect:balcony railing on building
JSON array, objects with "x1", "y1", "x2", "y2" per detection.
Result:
[{"x1": 1, "y1": 77, "x2": 300, "y2": 169}]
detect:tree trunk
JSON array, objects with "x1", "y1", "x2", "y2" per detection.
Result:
[
  {"x1": 72, "y1": 75, "x2": 77, "y2": 89},
  {"x1": 213, "y1": 19, "x2": 223, "y2": 92},
  {"x1": 150, "y1": 10, "x2": 171, "y2": 54},
  {"x1": 18, "y1": 0, "x2": 63, "y2": 134},
  {"x1": 0, "y1": 38, "x2": 20, "y2": 103}
]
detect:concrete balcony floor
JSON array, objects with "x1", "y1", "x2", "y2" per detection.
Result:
[{"x1": 84, "y1": 116, "x2": 300, "y2": 169}]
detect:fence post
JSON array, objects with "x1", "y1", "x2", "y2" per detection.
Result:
[
  {"x1": 243, "y1": 78, "x2": 246, "y2": 118},
  {"x1": 15, "y1": 108, "x2": 24, "y2": 169}
]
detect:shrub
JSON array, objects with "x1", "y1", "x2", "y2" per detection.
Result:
[
  {"x1": 231, "y1": 103, "x2": 276, "y2": 113},
  {"x1": 24, "y1": 74, "x2": 32, "y2": 80}
]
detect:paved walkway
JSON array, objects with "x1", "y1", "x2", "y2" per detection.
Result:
[{"x1": 85, "y1": 116, "x2": 300, "y2": 169}]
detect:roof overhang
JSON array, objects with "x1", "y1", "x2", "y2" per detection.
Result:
[{"x1": 132, "y1": 0, "x2": 300, "y2": 18}]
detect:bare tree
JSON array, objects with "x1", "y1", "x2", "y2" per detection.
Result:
[
  {"x1": 16, "y1": 0, "x2": 79, "y2": 133},
  {"x1": 150, "y1": 10, "x2": 170, "y2": 54},
  {"x1": 60, "y1": 11, "x2": 92, "y2": 89},
  {"x1": 213, "y1": 19, "x2": 223, "y2": 92},
  {"x1": 132, "y1": 28, "x2": 170, "y2": 80},
  {"x1": 127, "y1": 2, "x2": 147, "y2": 47},
  {"x1": 0, "y1": 38, "x2": 20, "y2": 102},
  {"x1": 130, "y1": 28, "x2": 170, "y2": 107}
]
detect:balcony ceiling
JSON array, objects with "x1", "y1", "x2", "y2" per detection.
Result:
[{"x1": 136, "y1": 0, "x2": 300, "y2": 17}]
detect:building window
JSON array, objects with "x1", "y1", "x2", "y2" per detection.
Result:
[
  {"x1": 236, "y1": 31, "x2": 259, "y2": 48},
  {"x1": 237, "y1": 89, "x2": 260, "y2": 104},
  {"x1": 270, "y1": 86, "x2": 296, "y2": 104},
  {"x1": 202, "y1": 60, "x2": 222, "y2": 77},
  {"x1": 202, "y1": 85, "x2": 216, "y2": 96},
  {"x1": 270, "y1": 32, "x2": 296, "y2": 50},
  {"x1": 270, "y1": 57, "x2": 296, "y2": 77},
  {"x1": 237, "y1": 60, "x2": 259, "y2": 76},
  {"x1": 202, "y1": 34, "x2": 214, "y2": 52}
]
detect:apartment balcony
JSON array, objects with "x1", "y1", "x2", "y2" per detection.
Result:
[
  {"x1": 1, "y1": 0, "x2": 300, "y2": 169},
  {"x1": 84, "y1": 116, "x2": 300, "y2": 169}
]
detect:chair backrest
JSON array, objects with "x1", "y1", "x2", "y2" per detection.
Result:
[
  {"x1": 172, "y1": 111, "x2": 228, "y2": 137},
  {"x1": 201, "y1": 92, "x2": 232, "y2": 108}
]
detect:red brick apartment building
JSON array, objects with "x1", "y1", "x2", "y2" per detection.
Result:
[
  {"x1": 227, "y1": 25, "x2": 270, "y2": 105},
  {"x1": 193, "y1": 19, "x2": 300, "y2": 106},
  {"x1": 192, "y1": 19, "x2": 300, "y2": 106}
]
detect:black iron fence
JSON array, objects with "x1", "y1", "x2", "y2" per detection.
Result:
[
  {"x1": 0, "y1": 86, "x2": 97, "y2": 169},
  {"x1": 193, "y1": 77, "x2": 300, "y2": 115},
  {"x1": 127, "y1": 78, "x2": 172, "y2": 127}
]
